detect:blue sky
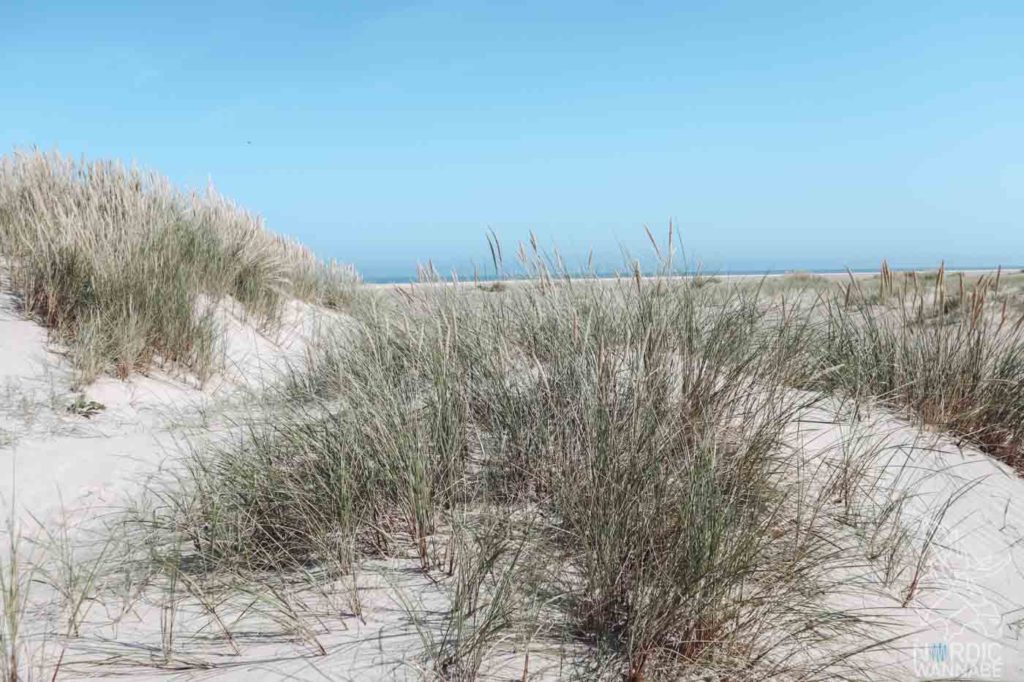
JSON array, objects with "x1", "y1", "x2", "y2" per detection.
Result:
[{"x1": 2, "y1": 1, "x2": 1022, "y2": 279}]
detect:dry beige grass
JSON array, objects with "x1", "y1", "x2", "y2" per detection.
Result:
[
  {"x1": 0, "y1": 150, "x2": 359, "y2": 383},
  {"x1": 3, "y1": 178, "x2": 1024, "y2": 679}
]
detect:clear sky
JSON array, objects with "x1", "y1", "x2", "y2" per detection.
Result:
[{"x1": 3, "y1": 1, "x2": 1022, "y2": 280}]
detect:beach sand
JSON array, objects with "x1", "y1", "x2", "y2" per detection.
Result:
[{"x1": 3, "y1": 274, "x2": 1023, "y2": 680}]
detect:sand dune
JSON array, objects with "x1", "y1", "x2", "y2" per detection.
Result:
[{"x1": 3, "y1": 276, "x2": 1024, "y2": 680}]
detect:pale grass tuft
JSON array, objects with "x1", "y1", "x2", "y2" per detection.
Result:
[{"x1": 0, "y1": 149, "x2": 359, "y2": 383}]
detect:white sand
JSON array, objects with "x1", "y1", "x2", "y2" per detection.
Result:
[
  {"x1": 0, "y1": 292, "x2": 329, "y2": 525},
  {"x1": 787, "y1": 402, "x2": 1024, "y2": 679},
  {"x1": 4, "y1": 284, "x2": 1024, "y2": 680}
]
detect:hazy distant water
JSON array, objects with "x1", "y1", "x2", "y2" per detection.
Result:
[
  {"x1": 343, "y1": 247, "x2": 1020, "y2": 284},
  {"x1": 357, "y1": 263, "x2": 1017, "y2": 285},
  {"x1": 343, "y1": 244, "x2": 1021, "y2": 285}
]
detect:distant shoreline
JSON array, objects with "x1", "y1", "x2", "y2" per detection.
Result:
[{"x1": 364, "y1": 266, "x2": 1019, "y2": 288}]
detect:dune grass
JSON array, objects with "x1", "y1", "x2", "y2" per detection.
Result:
[
  {"x1": 0, "y1": 150, "x2": 359, "y2": 383},
  {"x1": 0, "y1": 525, "x2": 31, "y2": 682},
  {"x1": 106, "y1": 247, "x2": 913, "y2": 679},
  {"x1": 74, "y1": 250, "x2": 1020, "y2": 677},
  {"x1": 4, "y1": 158, "x2": 1024, "y2": 678},
  {"x1": 811, "y1": 267, "x2": 1024, "y2": 466}
]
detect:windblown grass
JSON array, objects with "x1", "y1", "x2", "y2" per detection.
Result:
[
  {"x1": 114, "y1": 243, "x2": 900, "y2": 679},
  {"x1": 0, "y1": 524, "x2": 32, "y2": 682},
  {"x1": 0, "y1": 150, "x2": 359, "y2": 383},
  {"x1": 6, "y1": 190, "x2": 1023, "y2": 677},
  {"x1": 813, "y1": 266, "x2": 1024, "y2": 466}
]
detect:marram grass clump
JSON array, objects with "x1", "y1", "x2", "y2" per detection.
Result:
[
  {"x1": 127, "y1": 250, "x2": 885, "y2": 679},
  {"x1": 814, "y1": 267, "x2": 1024, "y2": 465},
  {"x1": 0, "y1": 149, "x2": 359, "y2": 383}
]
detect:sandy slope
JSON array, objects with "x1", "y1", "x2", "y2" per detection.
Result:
[
  {"x1": 4, "y1": 288, "x2": 1024, "y2": 680},
  {"x1": 0, "y1": 293, "x2": 555, "y2": 680},
  {"x1": 0, "y1": 292, "x2": 328, "y2": 525},
  {"x1": 788, "y1": 403, "x2": 1024, "y2": 680}
]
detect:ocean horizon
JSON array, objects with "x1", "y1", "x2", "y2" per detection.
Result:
[{"x1": 358, "y1": 262, "x2": 1022, "y2": 285}]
